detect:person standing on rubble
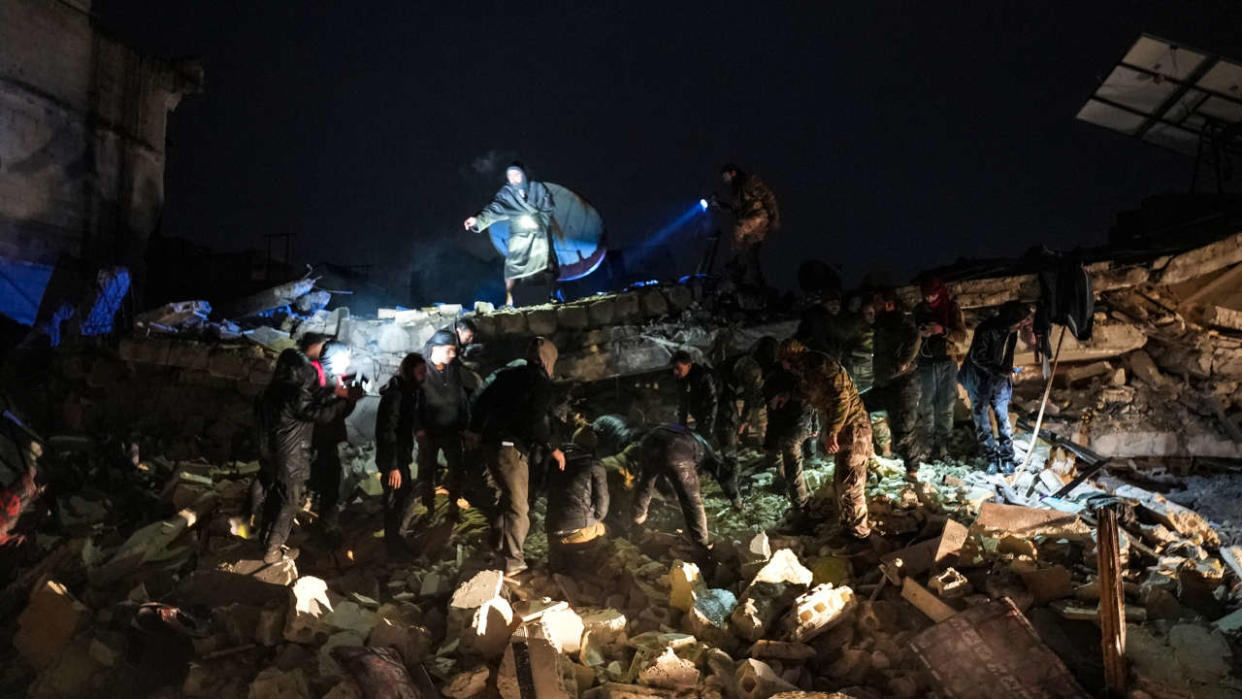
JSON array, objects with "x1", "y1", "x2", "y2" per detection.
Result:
[
  {"x1": 307, "y1": 340, "x2": 357, "y2": 538},
  {"x1": 544, "y1": 426, "x2": 609, "y2": 575},
  {"x1": 764, "y1": 340, "x2": 817, "y2": 525},
  {"x1": 463, "y1": 163, "x2": 559, "y2": 308},
  {"x1": 467, "y1": 337, "x2": 565, "y2": 576},
  {"x1": 718, "y1": 336, "x2": 779, "y2": 448},
  {"x1": 913, "y1": 278, "x2": 968, "y2": 460},
  {"x1": 672, "y1": 350, "x2": 742, "y2": 510},
  {"x1": 959, "y1": 301, "x2": 1035, "y2": 474},
  {"x1": 255, "y1": 349, "x2": 362, "y2": 564},
  {"x1": 417, "y1": 330, "x2": 472, "y2": 522},
  {"x1": 781, "y1": 340, "x2": 874, "y2": 545},
  {"x1": 375, "y1": 353, "x2": 426, "y2": 558},
  {"x1": 871, "y1": 290, "x2": 925, "y2": 478},
  {"x1": 718, "y1": 163, "x2": 779, "y2": 290},
  {"x1": 630, "y1": 423, "x2": 727, "y2": 572}
]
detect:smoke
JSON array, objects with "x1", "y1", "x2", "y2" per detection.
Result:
[{"x1": 468, "y1": 148, "x2": 518, "y2": 177}]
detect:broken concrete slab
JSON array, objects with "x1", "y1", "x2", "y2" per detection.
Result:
[
  {"x1": 284, "y1": 576, "x2": 334, "y2": 644},
  {"x1": 972, "y1": 502, "x2": 1089, "y2": 539},
  {"x1": 909, "y1": 598, "x2": 1088, "y2": 698},
  {"x1": 745, "y1": 640, "x2": 816, "y2": 661},
  {"x1": 668, "y1": 560, "x2": 705, "y2": 613},
  {"x1": 1108, "y1": 484, "x2": 1222, "y2": 547},
  {"x1": 734, "y1": 659, "x2": 798, "y2": 699},
  {"x1": 497, "y1": 636, "x2": 576, "y2": 699},
  {"x1": 14, "y1": 579, "x2": 91, "y2": 670},
  {"x1": 539, "y1": 607, "x2": 585, "y2": 655},
  {"x1": 443, "y1": 667, "x2": 491, "y2": 699},
  {"x1": 461, "y1": 597, "x2": 516, "y2": 660},
  {"x1": 1019, "y1": 565, "x2": 1074, "y2": 605},
  {"x1": 637, "y1": 647, "x2": 699, "y2": 689},
  {"x1": 779, "y1": 584, "x2": 856, "y2": 642},
  {"x1": 247, "y1": 666, "x2": 312, "y2": 699}
]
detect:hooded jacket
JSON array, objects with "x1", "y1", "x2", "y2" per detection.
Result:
[
  {"x1": 545, "y1": 446, "x2": 609, "y2": 535},
  {"x1": 421, "y1": 330, "x2": 469, "y2": 431},
  {"x1": 786, "y1": 349, "x2": 867, "y2": 441},
  {"x1": 256, "y1": 349, "x2": 354, "y2": 481},
  {"x1": 913, "y1": 279, "x2": 967, "y2": 363},
  {"x1": 470, "y1": 339, "x2": 561, "y2": 450},
  {"x1": 375, "y1": 374, "x2": 422, "y2": 473}
]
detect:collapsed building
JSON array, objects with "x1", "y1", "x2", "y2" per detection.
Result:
[{"x1": 1, "y1": 223, "x2": 1241, "y2": 699}]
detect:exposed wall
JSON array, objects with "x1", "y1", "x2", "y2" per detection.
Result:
[{"x1": 0, "y1": 0, "x2": 201, "y2": 275}]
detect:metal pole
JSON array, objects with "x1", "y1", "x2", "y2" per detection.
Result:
[
  {"x1": 1021, "y1": 326, "x2": 1066, "y2": 471},
  {"x1": 1097, "y1": 505, "x2": 1127, "y2": 696}
]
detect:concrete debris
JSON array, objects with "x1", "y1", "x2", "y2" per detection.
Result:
[
  {"x1": 248, "y1": 666, "x2": 312, "y2": 699},
  {"x1": 637, "y1": 647, "x2": 700, "y2": 689},
  {"x1": 14, "y1": 579, "x2": 92, "y2": 670},
  {"x1": 444, "y1": 666, "x2": 492, "y2": 699},
  {"x1": 734, "y1": 659, "x2": 798, "y2": 699},
  {"x1": 779, "y1": 583, "x2": 856, "y2": 642},
  {"x1": 284, "y1": 576, "x2": 334, "y2": 644}
]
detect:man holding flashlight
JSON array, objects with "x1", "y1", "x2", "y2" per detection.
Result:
[{"x1": 464, "y1": 163, "x2": 558, "y2": 307}]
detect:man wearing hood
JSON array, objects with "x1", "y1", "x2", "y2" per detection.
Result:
[
  {"x1": 255, "y1": 349, "x2": 362, "y2": 564},
  {"x1": 375, "y1": 353, "x2": 425, "y2": 557},
  {"x1": 464, "y1": 163, "x2": 559, "y2": 307},
  {"x1": 959, "y1": 302, "x2": 1034, "y2": 474},
  {"x1": 467, "y1": 337, "x2": 565, "y2": 576},
  {"x1": 545, "y1": 426, "x2": 609, "y2": 575},
  {"x1": 417, "y1": 330, "x2": 471, "y2": 520},
  {"x1": 720, "y1": 163, "x2": 779, "y2": 290},
  {"x1": 913, "y1": 278, "x2": 968, "y2": 460}
]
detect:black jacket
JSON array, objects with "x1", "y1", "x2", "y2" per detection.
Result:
[
  {"x1": 420, "y1": 361, "x2": 469, "y2": 432},
  {"x1": 470, "y1": 363, "x2": 560, "y2": 450},
  {"x1": 963, "y1": 315, "x2": 1020, "y2": 382},
  {"x1": 796, "y1": 307, "x2": 860, "y2": 359},
  {"x1": 545, "y1": 447, "x2": 609, "y2": 535},
  {"x1": 256, "y1": 350, "x2": 354, "y2": 482},
  {"x1": 873, "y1": 310, "x2": 922, "y2": 386},
  {"x1": 375, "y1": 375, "x2": 422, "y2": 473},
  {"x1": 677, "y1": 364, "x2": 719, "y2": 437}
]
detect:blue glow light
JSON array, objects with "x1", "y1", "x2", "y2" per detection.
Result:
[{"x1": 699, "y1": 198, "x2": 709, "y2": 211}]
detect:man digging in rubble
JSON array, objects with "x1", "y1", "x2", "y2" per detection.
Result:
[
  {"x1": 870, "y1": 289, "x2": 924, "y2": 479},
  {"x1": 958, "y1": 301, "x2": 1035, "y2": 474},
  {"x1": 255, "y1": 349, "x2": 363, "y2": 564},
  {"x1": 417, "y1": 330, "x2": 471, "y2": 522},
  {"x1": 781, "y1": 340, "x2": 874, "y2": 548},
  {"x1": 544, "y1": 426, "x2": 609, "y2": 575},
  {"x1": 375, "y1": 352, "x2": 426, "y2": 559},
  {"x1": 913, "y1": 278, "x2": 967, "y2": 460},
  {"x1": 672, "y1": 350, "x2": 742, "y2": 510},
  {"x1": 629, "y1": 423, "x2": 728, "y2": 573},
  {"x1": 765, "y1": 339, "x2": 818, "y2": 529},
  {"x1": 467, "y1": 337, "x2": 565, "y2": 577}
]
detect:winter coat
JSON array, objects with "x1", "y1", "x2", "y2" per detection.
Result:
[
  {"x1": 728, "y1": 173, "x2": 780, "y2": 245},
  {"x1": 468, "y1": 166, "x2": 557, "y2": 281},
  {"x1": 257, "y1": 349, "x2": 354, "y2": 482},
  {"x1": 545, "y1": 447, "x2": 609, "y2": 535},
  {"x1": 913, "y1": 298, "x2": 967, "y2": 363},
  {"x1": 959, "y1": 311, "x2": 1024, "y2": 397},
  {"x1": 873, "y1": 309, "x2": 922, "y2": 386},
  {"x1": 470, "y1": 363, "x2": 560, "y2": 451},
  {"x1": 796, "y1": 308, "x2": 862, "y2": 360},
  {"x1": 677, "y1": 364, "x2": 720, "y2": 437},
  {"x1": 375, "y1": 375, "x2": 422, "y2": 473},
  {"x1": 420, "y1": 361, "x2": 469, "y2": 432}
]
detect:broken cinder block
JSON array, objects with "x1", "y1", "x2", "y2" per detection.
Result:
[
  {"x1": 668, "y1": 560, "x2": 706, "y2": 613},
  {"x1": 779, "y1": 583, "x2": 856, "y2": 642},
  {"x1": 930, "y1": 568, "x2": 971, "y2": 599},
  {"x1": 733, "y1": 659, "x2": 798, "y2": 699}
]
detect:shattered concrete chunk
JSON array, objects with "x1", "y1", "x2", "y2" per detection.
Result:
[
  {"x1": 779, "y1": 584, "x2": 856, "y2": 642},
  {"x1": 283, "y1": 576, "x2": 333, "y2": 644},
  {"x1": 247, "y1": 666, "x2": 312, "y2": 699},
  {"x1": 751, "y1": 549, "x2": 813, "y2": 586},
  {"x1": 322, "y1": 600, "x2": 379, "y2": 637},
  {"x1": 14, "y1": 579, "x2": 91, "y2": 670},
  {"x1": 901, "y1": 578, "x2": 956, "y2": 623},
  {"x1": 668, "y1": 560, "x2": 706, "y2": 612},
  {"x1": 367, "y1": 616, "x2": 432, "y2": 668},
  {"x1": 539, "y1": 607, "x2": 586, "y2": 654},
  {"x1": 451, "y1": 569, "x2": 505, "y2": 610},
  {"x1": 930, "y1": 568, "x2": 970, "y2": 599},
  {"x1": 498, "y1": 636, "x2": 577, "y2": 699},
  {"x1": 746, "y1": 640, "x2": 816, "y2": 661},
  {"x1": 462, "y1": 597, "x2": 516, "y2": 660},
  {"x1": 318, "y1": 631, "x2": 365, "y2": 679},
  {"x1": 637, "y1": 647, "x2": 700, "y2": 689},
  {"x1": 1018, "y1": 564, "x2": 1074, "y2": 604},
  {"x1": 443, "y1": 667, "x2": 492, "y2": 699},
  {"x1": 734, "y1": 659, "x2": 798, "y2": 699}
]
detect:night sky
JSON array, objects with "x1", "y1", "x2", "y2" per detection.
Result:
[{"x1": 96, "y1": 1, "x2": 1242, "y2": 299}]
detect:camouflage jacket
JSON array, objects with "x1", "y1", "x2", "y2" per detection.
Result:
[
  {"x1": 788, "y1": 350, "x2": 867, "y2": 440},
  {"x1": 730, "y1": 174, "x2": 780, "y2": 245}
]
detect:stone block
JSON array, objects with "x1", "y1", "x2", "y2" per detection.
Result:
[
  {"x1": 462, "y1": 597, "x2": 516, "y2": 660},
  {"x1": 256, "y1": 606, "x2": 285, "y2": 647},
  {"x1": 498, "y1": 636, "x2": 577, "y2": 699},
  {"x1": 1018, "y1": 564, "x2": 1073, "y2": 604},
  {"x1": 665, "y1": 286, "x2": 693, "y2": 312},
  {"x1": 444, "y1": 667, "x2": 491, "y2": 699},
  {"x1": 746, "y1": 640, "x2": 816, "y2": 661},
  {"x1": 208, "y1": 349, "x2": 253, "y2": 380},
  {"x1": 247, "y1": 666, "x2": 311, "y2": 699},
  {"x1": 451, "y1": 570, "x2": 505, "y2": 611},
  {"x1": 557, "y1": 304, "x2": 591, "y2": 330},
  {"x1": 930, "y1": 568, "x2": 971, "y2": 599},
  {"x1": 779, "y1": 584, "x2": 856, "y2": 643},
  {"x1": 639, "y1": 290, "x2": 669, "y2": 318},
  {"x1": 284, "y1": 576, "x2": 334, "y2": 644},
  {"x1": 901, "y1": 578, "x2": 956, "y2": 623},
  {"x1": 738, "y1": 532, "x2": 772, "y2": 579},
  {"x1": 636, "y1": 647, "x2": 699, "y2": 689},
  {"x1": 527, "y1": 308, "x2": 558, "y2": 336},
  {"x1": 734, "y1": 659, "x2": 798, "y2": 699},
  {"x1": 750, "y1": 549, "x2": 812, "y2": 587},
  {"x1": 14, "y1": 579, "x2": 91, "y2": 670},
  {"x1": 368, "y1": 616, "x2": 432, "y2": 668},
  {"x1": 614, "y1": 293, "x2": 641, "y2": 322},
  {"x1": 587, "y1": 299, "x2": 616, "y2": 327},
  {"x1": 668, "y1": 560, "x2": 706, "y2": 612},
  {"x1": 496, "y1": 311, "x2": 528, "y2": 336},
  {"x1": 319, "y1": 631, "x2": 365, "y2": 679},
  {"x1": 540, "y1": 607, "x2": 585, "y2": 654},
  {"x1": 322, "y1": 600, "x2": 379, "y2": 637}
]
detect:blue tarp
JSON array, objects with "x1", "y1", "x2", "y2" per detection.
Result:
[{"x1": 0, "y1": 259, "x2": 55, "y2": 326}]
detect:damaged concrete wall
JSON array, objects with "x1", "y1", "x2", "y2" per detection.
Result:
[{"x1": 0, "y1": 0, "x2": 202, "y2": 271}]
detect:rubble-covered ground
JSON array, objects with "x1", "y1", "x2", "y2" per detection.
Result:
[{"x1": 2, "y1": 410, "x2": 1241, "y2": 699}]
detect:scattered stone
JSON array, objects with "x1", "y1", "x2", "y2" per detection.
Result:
[
  {"x1": 444, "y1": 667, "x2": 491, "y2": 699},
  {"x1": 930, "y1": 568, "x2": 970, "y2": 599},
  {"x1": 284, "y1": 576, "x2": 334, "y2": 644},
  {"x1": 746, "y1": 640, "x2": 816, "y2": 661},
  {"x1": 247, "y1": 666, "x2": 312, "y2": 699},
  {"x1": 734, "y1": 659, "x2": 798, "y2": 699},
  {"x1": 637, "y1": 647, "x2": 700, "y2": 689},
  {"x1": 14, "y1": 579, "x2": 91, "y2": 670},
  {"x1": 668, "y1": 560, "x2": 706, "y2": 612},
  {"x1": 1019, "y1": 565, "x2": 1074, "y2": 604},
  {"x1": 497, "y1": 636, "x2": 576, "y2": 699},
  {"x1": 779, "y1": 584, "x2": 856, "y2": 642}
]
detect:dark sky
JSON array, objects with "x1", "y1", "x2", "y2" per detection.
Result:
[{"x1": 96, "y1": 0, "x2": 1242, "y2": 297}]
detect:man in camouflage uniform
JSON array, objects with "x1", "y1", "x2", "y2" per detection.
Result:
[
  {"x1": 870, "y1": 291, "x2": 924, "y2": 477},
  {"x1": 720, "y1": 163, "x2": 779, "y2": 290},
  {"x1": 781, "y1": 340, "x2": 873, "y2": 542}
]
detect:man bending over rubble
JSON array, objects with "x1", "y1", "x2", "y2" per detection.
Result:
[
  {"x1": 630, "y1": 423, "x2": 726, "y2": 571},
  {"x1": 375, "y1": 353, "x2": 426, "y2": 559},
  {"x1": 468, "y1": 337, "x2": 565, "y2": 576},
  {"x1": 255, "y1": 349, "x2": 363, "y2": 564},
  {"x1": 672, "y1": 350, "x2": 742, "y2": 509},
  {"x1": 958, "y1": 301, "x2": 1034, "y2": 474},
  {"x1": 545, "y1": 426, "x2": 609, "y2": 574},
  {"x1": 781, "y1": 340, "x2": 873, "y2": 545}
]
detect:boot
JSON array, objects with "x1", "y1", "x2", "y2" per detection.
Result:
[
  {"x1": 985, "y1": 461, "x2": 1000, "y2": 475},
  {"x1": 1000, "y1": 459, "x2": 1016, "y2": 474}
]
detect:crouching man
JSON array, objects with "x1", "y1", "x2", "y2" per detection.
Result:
[
  {"x1": 545, "y1": 426, "x2": 609, "y2": 574},
  {"x1": 631, "y1": 424, "x2": 727, "y2": 572},
  {"x1": 375, "y1": 353, "x2": 426, "y2": 559}
]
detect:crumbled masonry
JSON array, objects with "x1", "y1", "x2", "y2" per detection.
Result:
[{"x1": 2, "y1": 232, "x2": 1242, "y2": 697}]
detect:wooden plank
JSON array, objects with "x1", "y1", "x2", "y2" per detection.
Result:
[
  {"x1": 1096, "y1": 507, "x2": 1127, "y2": 696},
  {"x1": 901, "y1": 577, "x2": 957, "y2": 623}
]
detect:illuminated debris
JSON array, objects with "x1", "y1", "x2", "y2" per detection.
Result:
[
  {"x1": 733, "y1": 659, "x2": 797, "y2": 699},
  {"x1": 929, "y1": 568, "x2": 970, "y2": 599},
  {"x1": 778, "y1": 583, "x2": 856, "y2": 643}
]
